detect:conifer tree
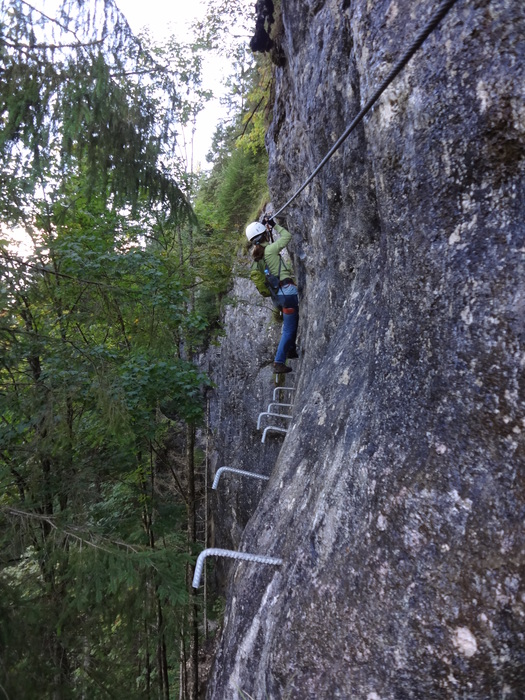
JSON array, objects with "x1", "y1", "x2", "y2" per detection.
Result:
[
  {"x1": 0, "y1": 1, "x2": 211, "y2": 697},
  {"x1": 0, "y1": 0, "x2": 193, "y2": 225},
  {"x1": 1, "y1": 0, "x2": 272, "y2": 696}
]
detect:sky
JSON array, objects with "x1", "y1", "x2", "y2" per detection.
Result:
[
  {"x1": 116, "y1": 0, "x2": 231, "y2": 169},
  {"x1": 116, "y1": 0, "x2": 209, "y2": 41},
  {"x1": 4, "y1": 0, "x2": 237, "y2": 255}
]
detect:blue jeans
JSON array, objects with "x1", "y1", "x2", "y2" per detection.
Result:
[{"x1": 275, "y1": 287, "x2": 299, "y2": 364}]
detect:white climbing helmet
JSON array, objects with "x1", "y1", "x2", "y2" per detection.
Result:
[{"x1": 245, "y1": 221, "x2": 266, "y2": 243}]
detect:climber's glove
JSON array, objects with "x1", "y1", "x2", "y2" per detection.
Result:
[{"x1": 263, "y1": 215, "x2": 276, "y2": 229}]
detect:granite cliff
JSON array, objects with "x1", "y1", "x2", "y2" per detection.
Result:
[{"x1": 205, "y1": 0, "x2": 524, "y2": 697}]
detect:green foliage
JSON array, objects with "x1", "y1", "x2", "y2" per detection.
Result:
[
  {"x1": 0, "y1": 190, "x2": 212, "y2": 694},
  {"x1": 137, "y1": 28, "x2": 214, "y2": 197},
  {"x1": 192, "y1": 5, "x2": 272, "y2": 246},
  {"x1": 194, "y1": 0, "x2": 254, "y2": 56},
  {"x1": 195, "y1": 115, "x2": 269, "y2": 229},
  {"x1": 0, "y1": 533, "x2": 190, "y2": 698},
  {"x1": 0, "y1": 0, "x2": 275, "y2": 696},
  {"x1": 236, "y1": 57, "x2": 273, "y2": 156},
  {"x1": 0, "y1": 0, "x2": 193, "y2": 224},
  {"x1": 220, "y1": 148, "x2": 268, "y2": 229}
]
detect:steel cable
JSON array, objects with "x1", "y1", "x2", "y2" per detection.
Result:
[{"x1": 273, "y1": 0, "x2": 462, "y2": 217}]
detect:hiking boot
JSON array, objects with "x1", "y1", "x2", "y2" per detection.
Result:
[
  {"x1": 287, "y1": 348, "x2": 299, "y2": 359},
  {"x1": 273, "y1": 362, "x2": 292, "y2": 374}
]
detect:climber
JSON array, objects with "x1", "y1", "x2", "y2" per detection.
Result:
[{"x1": 246, "y1": 217, "x2": 299, "y2": 374}]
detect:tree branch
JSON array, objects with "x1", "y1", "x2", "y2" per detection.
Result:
[
  {"x1": 20, "y1": 0, "x2": 84, "y2": 40},
  {"x1": 238, "y1": 80, "x2": 272, "y2": 139},
  {"x1": 2, "y1": 506, "x2": 143, "y2": 556},
  {"x1": 0, "y1": 37, "x2": 105, "y2": 51}
]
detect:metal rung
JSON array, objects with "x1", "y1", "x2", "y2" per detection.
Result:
[
  {"x1": 261, "y1": 425, "x2": 288, "y2": 443},
  {"x1": 212, "y1": 467, "x2": 270, "y2": 490},
  {"x1": 273, "y1": 386, "x2": 296, "y2": 401},
  {"x1": 192, "y1": 548, "x2": 282, "y2": 588},
  {"x1": 257, "y1": 411, "x2": 292, "y2": 430},
  {"x1": 266, "y1": 402, "x2": 293, "y2": 413}
]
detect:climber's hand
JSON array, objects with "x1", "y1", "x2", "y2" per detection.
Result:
[{"x1": 263, "y1": 215, "x2": 276, "y2": 229}]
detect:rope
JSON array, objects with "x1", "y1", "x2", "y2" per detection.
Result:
[{"x1": 273, "y1": 0, "x2": 461, "y2": 217}]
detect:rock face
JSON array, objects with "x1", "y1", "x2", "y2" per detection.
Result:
[
  {"x1": 205, "y1": 274, "x2": 291, "y2": 586},
  {"x1": 206, "y1": 0, "x2": 525, "y2": 697}
]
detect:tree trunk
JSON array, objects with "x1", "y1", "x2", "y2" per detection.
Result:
[
  {"x1": 156, "y1": 594, "x2": 170, "y2": 700},
  {"x1": 185, "y1": 422, "x2": 199, "y2": 700}
]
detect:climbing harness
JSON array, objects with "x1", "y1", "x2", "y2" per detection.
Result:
[{"x1": 273, "y1": 0, "x2": 462, "y2": 218}]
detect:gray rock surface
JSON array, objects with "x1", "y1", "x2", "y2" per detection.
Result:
[
  {"x1": 207, "y1": 0, "x2": 525, "y2": 697},
  {"x1": 206, "y1": 272, "x2": 294, "y2": 587}
]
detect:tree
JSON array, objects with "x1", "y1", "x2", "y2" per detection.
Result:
[
  {"x1": 0, "y1": 0, "x2": 192, "y2": 226},
  {"x1": 0, "y1": 1, "x2": 215, "y2": 697},
  {"x1": 1, "y1": 0, "x2": 273, "y2": 695},
  {"x1": 0, "y1": 191, "x2": 212, "y2": 696}
]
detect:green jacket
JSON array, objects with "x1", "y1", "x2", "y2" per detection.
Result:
[
  {"x1": 249, "y1": 225, "x2": 295, "y2": 297},
  {"x1": 259, "y1": 224, "x2": 295, "y2": 281}
]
